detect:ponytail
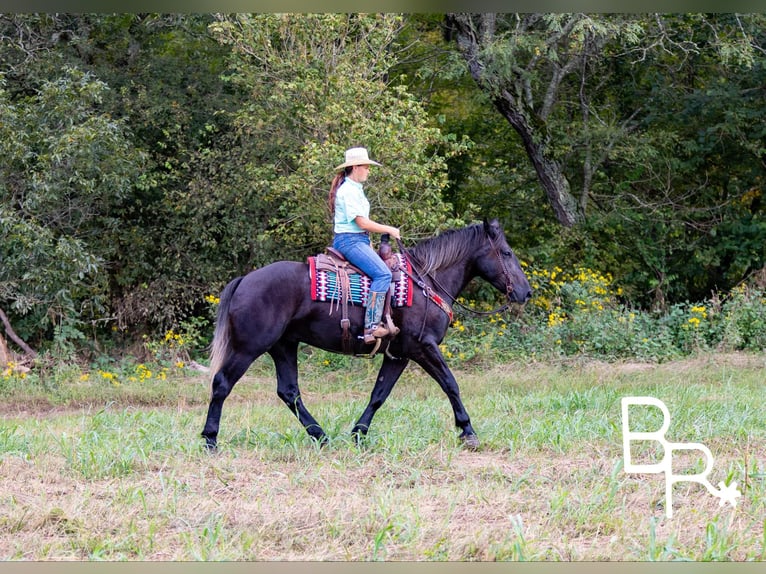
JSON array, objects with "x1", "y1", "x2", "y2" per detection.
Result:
[{"x1": 328, "y1": 168, "x2": 351, "y2": 217}]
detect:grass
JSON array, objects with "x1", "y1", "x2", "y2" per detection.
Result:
[{"x1": 0, "y1": 352, "x2": 764, "y2": 560}]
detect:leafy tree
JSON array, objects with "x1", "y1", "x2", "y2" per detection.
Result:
[
  {"x1": 443, "y1": 13, "x2": 766, "y2": 305},
  {"x1": 592, "y1": 14, "x2": 766, "y2": 304},
  {"x1": 390, "y1": 15, "x2": 546, "y2": 252},
  {"x1": 2, "y1": 14, "x2": 242, "y2": 332},
  {"x1": 102, "y1": 15, "x2": 241, "y2": 329},
  {"x1": 206, "y1": 13, "x2": 468, "y2": 259},
  {"x1": 0, "y1": 69, "x2": 142, "y2": 351}
]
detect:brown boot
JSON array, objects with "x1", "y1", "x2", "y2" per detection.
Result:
[{"x1": 363, "y1": 324, "x2": 390, "y2": 344}]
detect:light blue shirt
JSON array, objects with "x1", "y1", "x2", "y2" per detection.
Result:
[{"x1": 333, "y1": 178, "x2": 370, "y2": 234}]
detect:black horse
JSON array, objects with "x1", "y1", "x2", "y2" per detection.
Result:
[{"x1": 201, "y1": 219, "x2": 531, "y2": 450}]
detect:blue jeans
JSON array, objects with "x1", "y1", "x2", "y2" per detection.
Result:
[{"x1": 333, "y1": 233, "x2": 392, "y2": 293}]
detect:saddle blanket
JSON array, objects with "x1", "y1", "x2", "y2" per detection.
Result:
[{"x1": 308, "y1": 253, "x2": 413, "y2": 307}]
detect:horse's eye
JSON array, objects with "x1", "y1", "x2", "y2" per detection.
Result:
[{"x1": 503, "y1": 250, "x2": 512, "y2": 257}]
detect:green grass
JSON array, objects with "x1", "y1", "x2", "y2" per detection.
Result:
[{"x1": 0, "y1": 353, "x2": 764, "y2": 560}]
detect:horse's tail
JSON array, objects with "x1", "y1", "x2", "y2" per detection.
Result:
[{"x1": 209, "y1": 275, "x2": 244, "y2": 387}]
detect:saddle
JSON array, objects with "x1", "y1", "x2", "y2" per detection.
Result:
[
  {"x1": 314, "y1": 247, "x2": 402, "y2": 278},
  {"x1": 313, "y1": 242, "x2": 401, "y2": 356}
]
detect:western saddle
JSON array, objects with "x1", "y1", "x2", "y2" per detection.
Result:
[{"x1": 314, "y1": 238, "x2": 400, "y2": 355}]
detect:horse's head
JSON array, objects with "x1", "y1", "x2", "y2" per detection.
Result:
[{"x1": 475, "y1": 219, "x2": 532, "y2": 304}]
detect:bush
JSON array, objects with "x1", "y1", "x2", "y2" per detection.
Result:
[
  {"x1": 439, "y1": 264, "x2": 766, "y2": 366},
  {"x1": 717, "y1": 285, "x2": 766, "y2": 351}
]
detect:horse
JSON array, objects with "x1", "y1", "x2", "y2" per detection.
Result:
[{"x1": 201, "y1": 218, "x2": 532, "y2": 450}]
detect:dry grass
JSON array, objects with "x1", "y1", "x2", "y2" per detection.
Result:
[{"x1": 0, "y1": 353, "x2": 764, "y2": 560}]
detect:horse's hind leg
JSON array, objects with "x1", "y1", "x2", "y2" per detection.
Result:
[
  {"x1": 352, "y1": 355, "x2": 409, "y2": 442},
  {"x1": 269, "y1": 341, "x2": 327, "y2": 444},
  {"x1": 202, "y1": 352, "x2": 254, "y2": 450}
]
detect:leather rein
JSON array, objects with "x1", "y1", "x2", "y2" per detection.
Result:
[{"x1": 395, "y1": 236, "x2": 516, "y2": 321}]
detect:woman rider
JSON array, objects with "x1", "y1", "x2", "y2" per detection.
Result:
[{"x1": 328, "y1": 147, "x2": 400, "y2": 344}]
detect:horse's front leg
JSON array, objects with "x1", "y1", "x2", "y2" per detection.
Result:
[
  {"x1": 414, "y1": 341, "x2": 479, "y2": 449},
  {"x1": 352, "y1": 355, "x2": 410, "y2": 442}
]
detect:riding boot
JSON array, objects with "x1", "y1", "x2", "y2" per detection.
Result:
[{"x1": 363, "y1": 291, "x2": 390, "y2": 344}]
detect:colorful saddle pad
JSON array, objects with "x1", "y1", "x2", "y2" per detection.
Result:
[{"x1": 308, "y1": 253, "x2": 413, "y2": 307}]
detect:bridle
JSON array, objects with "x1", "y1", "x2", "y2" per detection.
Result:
[
  {"x1": 487, "y1": 232, "x2": 518, "y2": 308},
  {"x1": 396, "y1": 235, "x2": 517, "y2": 320}
]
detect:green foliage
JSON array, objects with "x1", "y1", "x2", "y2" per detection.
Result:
[
  {"x1": 208, "y1": 14, "x2": 468, "y2": 256},
  {"x1": 717, "y1": 284, "x2": 766, "y2": 351},
  {"x1": 1, "y1": 13, "x2": 766, "y2": 359},
  {"x1": 438, "y1": 13, "x2": 766, "y2": 307},
  {"x1": 143, "y1": 315, "x2": 213, "y2": 367},
  {"x1": 441, "y1": 264, "x2": 766, "y2": 366},
  {"x1": 0, "y1": 69, "x2": 141, "y2": 352}
]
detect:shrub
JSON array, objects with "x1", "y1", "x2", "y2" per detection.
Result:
[{"x1": 440, "y1": 264, "x2": 766, "y2": 366}]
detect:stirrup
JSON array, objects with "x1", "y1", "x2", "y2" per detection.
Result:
[
  {"x1": 384, "y1": 313, "x2": 400, "y2": 338},
  {"x1": 363, "y1": 324, "x2": 390, "y2": 344}
]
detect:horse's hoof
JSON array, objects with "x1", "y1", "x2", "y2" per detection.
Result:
[
  {"x1": 202, "y1": 436, "x2": 218, "y2": 453},
  {"x1": 311, "y1": 434, "x2": 329, "y2": 448},
  {"x1": 460, "y1": 433, "x2": 480, "y2": 450},
  {"x1": 351, "y1": 428, "x2": 369, "y2": 447}
]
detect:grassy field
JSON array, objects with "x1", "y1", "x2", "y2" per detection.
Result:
[{"x1": 0, "y1": 353, "x2": 764, "y2": 560}]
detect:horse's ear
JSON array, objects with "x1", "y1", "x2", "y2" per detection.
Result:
[{"x1": 483, "y1": 218, "x2": 501, "y2": 239}]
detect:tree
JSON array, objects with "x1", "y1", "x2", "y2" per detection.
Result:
[
  {"x1": 0, "y1": 69, "x2": 142, "y2": 351},
  {"x1": 445, "y1": 14, "x2": 765, "y2": 224},
  {"x1": 1, "y1": 14, "x2": 244, "y2": 332},
  {"x1": 444, "y1": 13, "x2": 766, "y2": 304},
  {"x1": 206, "y1": 13, "x2": 468, "y2": 260},
  {"x1": 446, "y1": 13, "x2": 600, "y2": 227},
  {"x1": 591, "y1": 14, "x2": 766, "y2": 303}
]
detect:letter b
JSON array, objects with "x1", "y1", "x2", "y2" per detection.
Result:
[{"x1": 621, "y1": 397, "x2": 672, "y2": 474}]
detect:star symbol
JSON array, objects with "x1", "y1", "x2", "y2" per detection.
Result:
[{"x1": 715, "y1": 481, "x2": 742, "y2": 508}]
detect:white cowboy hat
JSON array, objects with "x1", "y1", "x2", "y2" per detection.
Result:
[{"x1": 334, "y1": 147, "x2": 382, "y2": 171}]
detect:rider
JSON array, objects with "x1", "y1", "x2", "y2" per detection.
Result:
[{"x1": 328, "y1": 147, "x2": 401, "y2": 344}]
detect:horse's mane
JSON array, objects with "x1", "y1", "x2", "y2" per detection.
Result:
[{"x1": 407, "y1": 224, "x2": 485, "y2": 275}]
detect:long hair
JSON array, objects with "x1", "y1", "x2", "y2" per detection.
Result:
[
  {"x1": 328, "y1": 167, "x2": 353, "y2": 217},
  {"x1": 208, "y1": 275, "x2": 244, "y2": 391}
]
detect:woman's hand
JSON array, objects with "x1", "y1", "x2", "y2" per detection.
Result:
[{"x1": 354, "y1": 216, "x2": 401, "y2": 240}]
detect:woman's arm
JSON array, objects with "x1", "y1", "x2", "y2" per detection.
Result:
[{"x1": 354, "y1": 216, "x2": 400, "y2": 240}]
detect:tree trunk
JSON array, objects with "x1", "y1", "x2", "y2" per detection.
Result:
[
  {"x1": 0, "y1": 331, "x2": 8, "y2": 368},
  {"x1": 446, "y1": 13, "x2": 582, "y2": 227},
  {"x1": 493, "y1": 91, "x2": 580, "y2": 227},
  {"x1": 0, "y1": 306, "x2": 37, "y2": 360}
]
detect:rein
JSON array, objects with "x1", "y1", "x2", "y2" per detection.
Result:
[{"x1": 395, "y1": 237, "x2": 514, "y2": 320}]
